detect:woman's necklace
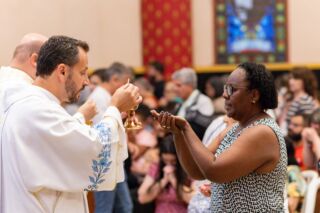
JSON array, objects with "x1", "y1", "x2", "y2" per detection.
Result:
[{"x1": 234, "y1": 111, "x2": 265, "y2": 135}]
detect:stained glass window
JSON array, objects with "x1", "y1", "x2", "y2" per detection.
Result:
[{"x1": 215, "y1": 0, "x2": 287, "y2": 64}]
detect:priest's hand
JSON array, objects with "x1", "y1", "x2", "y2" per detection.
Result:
[
  {"x1": 77, "y1": 99, "x2": 97, "y2": 123},
  {"x1": 111, "y1": 83, "x2": 142, "y2": 112}
]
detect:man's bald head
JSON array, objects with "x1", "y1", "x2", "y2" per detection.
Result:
[
  {"x1": 10, "y1": 33, "x2": 48, "y2": 79},
  {"x1": 12, "y1": 33, "x2": 48, "y2": 63}
]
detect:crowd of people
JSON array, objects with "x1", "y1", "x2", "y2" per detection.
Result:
[{"x1": 1, "y1": 33, "x2": 320, "y2": 213}]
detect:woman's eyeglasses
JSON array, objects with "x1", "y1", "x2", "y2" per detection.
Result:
[{"x1": 224, "y1": 84, "x2": 248, "y2": 97}]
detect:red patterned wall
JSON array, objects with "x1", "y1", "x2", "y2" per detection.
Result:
[{"x1": 141, "y1": 0, "x2": 193, "y2": 78}]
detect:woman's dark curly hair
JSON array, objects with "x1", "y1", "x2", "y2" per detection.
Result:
[
  {"x1": 238, "y1": 62, "x2": 278, "y2": 110},
  {"x1": 291, "y1": 66, "x2": 318, "y2": 98}
]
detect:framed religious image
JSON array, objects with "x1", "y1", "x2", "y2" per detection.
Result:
[{"x1": 214, "y1": 0, "x2": 288, "y2": 64}]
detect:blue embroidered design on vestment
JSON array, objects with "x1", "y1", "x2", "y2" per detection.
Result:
[
  {"x1": 94, "y1": 122, "x2": 112, "y2": 145},
  {"x1": 85, "y1": 122, "x2": 112, "y2": 191}
]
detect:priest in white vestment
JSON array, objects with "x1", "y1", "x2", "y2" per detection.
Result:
[
  {"x1": 0, "y1": 33, "x2": 48, "y2": 212},
  {"x1": 0, "y1": 35, "x2": 142, "y2": 213},
  {"x1": 0, "y1": 33, "x2": 98, "y2": 212}
]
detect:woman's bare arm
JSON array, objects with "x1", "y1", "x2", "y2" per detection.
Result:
[{"x1": 182, "y1": 124, "x2": 280, "y2": 183}]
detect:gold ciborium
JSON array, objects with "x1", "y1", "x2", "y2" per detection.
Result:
[{"x1": 124, "y1": 105, "x2": 142, "y2": 130}]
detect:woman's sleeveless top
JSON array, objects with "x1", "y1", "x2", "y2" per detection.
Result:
[{"x1": 210, "y1": 118, "x2": 287, "y2": 213}]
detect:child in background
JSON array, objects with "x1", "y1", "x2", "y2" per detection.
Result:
[{"x1": 138, "y1": 135, "x2": 194, "y2": 213}]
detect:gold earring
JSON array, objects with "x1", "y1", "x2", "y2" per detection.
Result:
[{"x1": 252, "y1": 100, "x2": 256, "y2": 104}]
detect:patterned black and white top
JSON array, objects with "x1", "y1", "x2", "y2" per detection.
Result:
[{"x1": 210, "y1": 117, "x2": 287, "y2": 213}]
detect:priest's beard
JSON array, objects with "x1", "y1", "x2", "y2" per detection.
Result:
[{"x1": 65, "y1": 74, "x2": 84, "y2": 103}]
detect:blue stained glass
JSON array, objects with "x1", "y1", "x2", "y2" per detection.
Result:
[{"x1": 226, "y1": 3, "x2": 275, "y2": 53}]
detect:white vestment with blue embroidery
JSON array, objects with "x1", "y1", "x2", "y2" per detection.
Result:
[{"x1": 0, "y1": 83, "x2": 127, "y2": 213}]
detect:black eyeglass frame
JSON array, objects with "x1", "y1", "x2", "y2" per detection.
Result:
[{"x1": 223, "y1": 84, "x2": 248, "y2": 97}]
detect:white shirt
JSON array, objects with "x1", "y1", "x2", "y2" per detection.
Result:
[
  {"x1": 88, "y1": 86, "x2": 112, "y2": 125},
  {"x1": 202, "y1": 115, "x2": 227, "y2": 146},
  {"x1": 0, "y1": 83, "x2": 127, "y2": 213},
  {"x1": 177, "y1": 89, "x2": 214, "y2": 118},
  {"x1": 0, "y1": 66, "x2": 33, "y2": 211},
  {"x1": 0, "y1": 66, "x2": 33, "y2": 94}
]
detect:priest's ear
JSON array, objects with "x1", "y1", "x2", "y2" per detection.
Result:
[{"x1": 56, "y1": 64, "x2": 69, "y2": 82}]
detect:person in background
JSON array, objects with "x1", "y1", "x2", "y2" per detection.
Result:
[
  {"x1": 158, "y1": 81, "x2": 182, "y2": 114},
  {"x1": 0, "y1": 33, "x2": 47, "y2": 211},
  {"x1": 138, "y1": 135, "x2": 194, "y2": 213},
  {"x1": 275, "y1": 73, "x2": 291, "y2": 124},
  {"x1": 0, "y1": 33, "x2": 47, "y2": 92},
  {"x1": 287, "y1": 113, "x2": 310, "y2": 169},
  {"x1": 88, "y1": 68, "x2": 105, "y2": 92},
  {"x1": 89, "y1": 63, "x2": 133, "y2": 125},
  {"x1": 134, "y1": 77, "x2": 158, "y2": 109},
  {"x1": 285, "y1": 136, "x2": 307, "y2": 213},
  {"x1": 204, "y1": 76, "x2": 226, "y2": 115},
  {"x1": 129, "y1": 104, "x2": 158, "y2": 176},
  {"x1": 172, "y1": 67, "x2": 214, "y2": 139},
  {"x1": 146, "y1": 60, "x2": 165, "y2": 100},
  {"x1": 301, "y1": 121, "x2": 320, "y2": 213},
  {"x1": 90, "y1": 62, "x2": 134, "y2": 213},
  {"x1": 302, "y1": 108, "x2": 320, "y2": 169},
  {"x1": 278, "y1": 67, "x2": 318, "y2": 135}
]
